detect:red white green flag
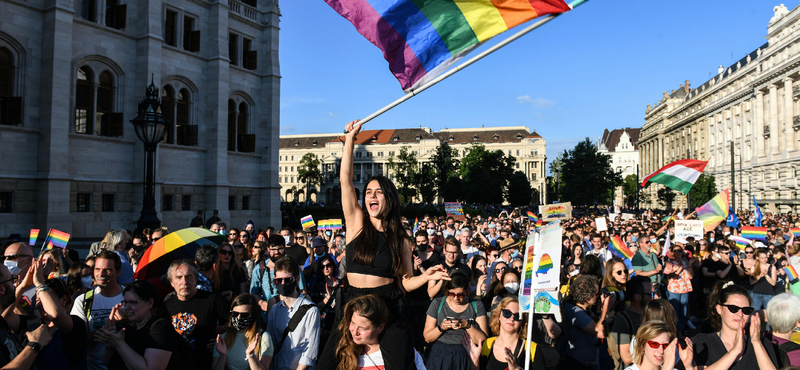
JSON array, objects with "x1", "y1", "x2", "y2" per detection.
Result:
[{"x1": 640, "y1": 159, "x2": 708, "y2": 194}]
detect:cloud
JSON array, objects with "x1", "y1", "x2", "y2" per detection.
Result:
[
  {"x1": 329, "y1": 112, "x2": 335, "y2": 118},
  {"x1": 516, "y1": 95, "x2": 556, "y2": 109},
  {"x1": 281, "y1": 96, "x2": 325, "y2": 109}
]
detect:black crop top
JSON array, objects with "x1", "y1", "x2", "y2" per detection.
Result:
[{"x1": 345, "y1": 231, "x2": 394, "y2": 279}]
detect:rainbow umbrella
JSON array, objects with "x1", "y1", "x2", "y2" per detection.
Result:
[{"x1": 133, "y1": 227, "x2": 225, "y2": 279}]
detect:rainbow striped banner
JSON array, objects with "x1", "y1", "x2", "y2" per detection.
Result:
[
  {"x1": 301, "y1": 215, "x2": 315, "y2": 230},
  {"x1": 324, "y1": 0, "x2": 572, "y2": 91},
  {"x1": 46, "y1": 229, "x2": 70, "y2": 249},
  {"x1": 696, "y1": 188, "x2": 729, "y2": 232},
  {"x1": 608, "y1": 236, "x2": 634, "y2": 260},
  {"x1": 784, "y1": 265, "x2": 799, "y2": 282},
  {"x1": 728, "y1": 235, "x2": 752, "y2": 251},
  {"x1": 527, "y1": 211, "x2": 538, "y2": 222},
  {"x1": 318, "y1": 219, "x2": 343, "y2": 231},
  {"x1": 791, "y1": 228, "x2": 800, "y2": 238},
  {"x1": 741, "y1": 226, "x2": 768, "y2": 241},
  {"x1": 412, "y1": 217, "x2": 420, "y2": 233},
  {"x1": 29, "y1": 229, "x2": 39, "y2": 246}
]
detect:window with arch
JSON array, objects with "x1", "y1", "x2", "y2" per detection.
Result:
[
  {"x1": 0, "y1": 47, "x2": 22, "y2": 125},
  {"x1": 161, "y1": 86, "x2": 174, "y2": 143},
  {"x1": 161, "y1": 86, "x2": 196, "y2": 146},
  {"x1": 74, "y1": 66, "x2": 123, "y2": 136},
  {"x1": 227, "y1": 98, "x2": 254, "y2": 152}
]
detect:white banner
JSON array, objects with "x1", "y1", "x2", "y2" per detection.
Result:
[{"x1": 675, "y1": 220, "x2": 704, "y2": 243}]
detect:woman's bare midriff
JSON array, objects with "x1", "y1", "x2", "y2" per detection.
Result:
[{"x1": 347, "y1": 272, "x2": 395, "y2": 289}]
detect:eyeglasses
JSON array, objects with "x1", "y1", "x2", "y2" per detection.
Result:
[
  {"x1": 642, "y1": 240, "x2": 651, "y2": 244},
  {"x1": 646, "y1": 341, "x2": 670, "y2": 350},
  {"x1": 501, "y1": 309, "x2": 522, "y2": 322},
  {"x1": 496, "y1": 267, "x2": 507, "y2": 273},
  {"x1": 252, "y1": 246, "x2": 261, "y2": 249},
  {"x1": 671, "y1": 249, "x2": 682, "y2": 253},
  {"x1": 219, "y1": 250, "x2": 233, "y2": 256},
  {"x1": 614, "y1": 270, "x2": 626, "y2": 276},
  {"x1": 268, "y1": 247, "x2": 284, "y2": 252},
  {"x1": 239, "y1": 234, "x2": 248, "y2": 238},
  {"x1": 448, "y1": 292, "x2": 466, "y2": 299},
  {"x1": 513, "y1": 266, "x2": 523, "y2": 271},
  {"x1": 230, "y1": 311, "x2": 251, "y2": 319},
  {"x1": 745, "y1": 251, "x2": 754, "y2": 254},
  {"x1": 322, "y1": 263, "x2": 333, "y2": 269},
  {"x1": 274, "y1": 277, "x2": 294, "y2": 285},
  {"x1": 234, "y1": 245, "x2": 243, "y2": 249},
  {"x1": 121, "y1": 300, "x2": 141, "y2": 308},
  {"x1": 2, "y1": 255, "x2": 31, "y2": 261},
  {"x1": 296, "y1": 236, "x2": 306, "y2": 240},
  {"x1": 723, "y1": 304, "x2": 755, "y2": 315}
]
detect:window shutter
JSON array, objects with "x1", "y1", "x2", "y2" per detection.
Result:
[
  {"x1": 7, "y1": 97, "x2": 22, "y2": 125},
  {"x1": 108, "y1": 113, "x2": 124, "y2": 137},
  {"x1": 189, "y1": 30, "x2": 201, "y2": 52},
  {"x1": 178, "y1": 125, "x2": 198, "y2": 146},
  {"x1": 114, "y1": 4, "x2": 127, "y2": 29},
  {"x1": 242, "y1": 134, "x2": 256, "y2": 153},
  {"x1": 244, "y1": 50, "x2": 257, "y2": 70}
]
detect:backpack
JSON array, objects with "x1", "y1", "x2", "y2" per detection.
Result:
[
  {"x1": 273, "y1": 303, "x2": 316, "y2": 355},
  {"x1": 435, "y1": 297, "x2": 478, "y2": 319},
  {"x1": 606, "y1": 311, "x2": 634, "y2": 370},
  {"x1": 775, "y1": 339, "x2": 800, "y2": 368}
]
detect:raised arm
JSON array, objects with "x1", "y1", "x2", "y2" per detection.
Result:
[{"x1": 341, "y1": 120, "x2": 365, "y2": 243}]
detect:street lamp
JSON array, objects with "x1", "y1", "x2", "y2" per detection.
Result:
[{"x1": 131, "y1": 77, "x2": 168, "y2": 233}]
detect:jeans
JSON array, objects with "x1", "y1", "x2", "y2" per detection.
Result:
[
  {"x1": 751, "y1": 292, "x2": 774, "y2": 311},
  {"x1": 666, "y1": 290, "x2": 689, "y2": 331}
]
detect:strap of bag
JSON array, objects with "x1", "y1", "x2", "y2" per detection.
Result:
[
  {"x1": 82, "y1": 289, "x2": 95, "y2": 321},
  {"x1": 274, "y1": 304, "x2": 315, "y2": 354}
]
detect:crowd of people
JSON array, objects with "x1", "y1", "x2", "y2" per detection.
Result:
[{"x1": 0, "y1": 119, "x2": 798, "y2": 370}]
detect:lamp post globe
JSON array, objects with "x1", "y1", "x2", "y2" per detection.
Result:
[{"x1": 131, "y1": 78, "x2": 168, "y2": 234}]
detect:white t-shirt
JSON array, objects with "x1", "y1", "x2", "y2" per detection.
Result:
[
  {"x1": 357, "y1": 349, "x2": 426, "y2": 370},
  {"x1": 71, "y1": 287, "x2": 124, "y2": 370}
]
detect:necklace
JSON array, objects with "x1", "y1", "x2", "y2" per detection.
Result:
[{"x1": 363, "y1": 347, "x2": 381, "y2": 369}]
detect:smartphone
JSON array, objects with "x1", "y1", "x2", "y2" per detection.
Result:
[{"x1": 446, "y1": 316, "x2": 455, "y2": 322}]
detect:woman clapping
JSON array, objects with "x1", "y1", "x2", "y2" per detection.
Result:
[{"x1": 213, "y1": 294, "x2": 273, "y2": 370}]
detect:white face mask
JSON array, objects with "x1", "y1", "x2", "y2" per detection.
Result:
[
  {"x1": 81, "y1": 276, "x2": 94, "y2": 289},
  {"x1": 3, "y1": 261, "x2": 21, "y2": 276},
  {"x1": 504, "y1": 282, "x2": 519, "y2": 294},
  {"x1": 427, "y1": 229, "x2": 436, "y2": 236},
  {"x1": 283, "y1": 236, "x2": 292, "y2": 244}
]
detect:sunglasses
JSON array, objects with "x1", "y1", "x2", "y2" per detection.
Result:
[
  {"x1": 646, "y1": 341, "x2": 670, "y2": 350},
  {"x1": 322, "y1": 263, "x2": 333, "y2": 269},
  {"x1": 219, "y1": 250, "x2": 233, "y2": 256},
  {"x1": 274, "y1": 277, "x2": 294, "y2": 285},
  {"x1": 745, "y1": 251, "x2": 754, "y2": 254},
  {"x1": 448, "y1": 292, "x2": 466, "y2": 299},
  {"x1": 230, "y1": 311, "x2": 251, "y2": 319},
  {"x1": 296, "y1": 236, "x2": 306, "y2": 240},
  {"x1": 614, "y1": 270, "x2": 626, "y2": 276},
  {"x1": 723, "y1": 304, "x2": 755, "y2": 315},
  {"x1": 496, "y1": 267, "x2": 507, "y2": 273},
  {"x1": 501, "y1": 309, "x2": 522, "y2": 322},
  {"x1": 2, "y1": 255, "x2": 31, "y2": 261}
]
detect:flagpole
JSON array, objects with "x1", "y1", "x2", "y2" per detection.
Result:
[{"x1": 348, "y1": 0, "x2": 589, "y2": 129}]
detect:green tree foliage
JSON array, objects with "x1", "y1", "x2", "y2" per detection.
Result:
[
  {"x1": 459, "y1": 144, "x2": 516, "y2": 204},
  {"x1": 548, "y1": 151, "x2": 566, "y2": 190},
  {"x1": 298, "y1": 153, "x2": 324, "y2": 199},
  {"x1": 506, "y1": 171, "x2": 533, "y2": 206},
  {"x1": 559, "y1": 138, "x2": 621, "y2": 205},
  {"x1": 414, "y1": 163, "x2": 437, "y2": 204},
  {"x1": 430, "y1": 142, "x2": 460, "y2": 202},
  {"x1": 387, "y1": 146, "x2": 419, "y2": 203},
  {"x1": 622, "y1": 174, "x2": 639, "y2": 207},
  {"x1": 688, "y1": 174, "x2": 717, "y2": 208},
  {"x1": 657, "y1": 187, "x2": 677, "y2": 210}
]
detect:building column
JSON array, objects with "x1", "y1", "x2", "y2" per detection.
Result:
[
  {"x1": 769, "y1": 84, "x2": 780, "y2": 156},
  {"x1": 785, "y1": 78, "x2": 796, "y2": 151},
  {"x1": 755, "y1": 91, "x2": 764, "y2": 157}
]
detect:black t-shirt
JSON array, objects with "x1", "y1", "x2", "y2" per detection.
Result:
[
  {"x1": 0, "y1": 316, "x2": 16, "y2": 368},
  {"x1": 165, "y1": 290, "x2": 229, "y2": 370},
  {"x1": 407, "y1": 251, "x2": 442, "y2": 301},
  {"x1": 481, "y1": 339, "x2": 546, "y2": 370},
  {"x1": 218, "y1": 264, "x2": 248, "y2": 295},
  {"x1": 435, "y1": 260, "x2": 471, "y2": 278},
  {"x1": 19, "y1": 315, "x2": 87, "y2": 370},
  {"x1": 692, "y1": 332, "x2": 779, "y2": 370},
  {"x1": 702, "y1": 258, "x2": 729, "y2": 290},
  {"x1": 284, "y1": 244, "x2": 308, "y2": 266},
  {"x1": 108, "y1": 317, "x2": 192, "y2": 370}
]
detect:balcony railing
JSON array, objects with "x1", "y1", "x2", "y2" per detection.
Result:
[{"x1": 228, "y1": 0, "x2": 258, "y2": 22}]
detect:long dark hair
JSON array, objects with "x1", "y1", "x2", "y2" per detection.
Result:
[
  {"x1": 224, "y1": 294, "x2": 263, "y2": 353},
  {"x1": 315, "y1": 254, "x2": 339, "y2": 282},
  {"x1": 351, "y1": 176, "x2": 407, "y2": 280}
]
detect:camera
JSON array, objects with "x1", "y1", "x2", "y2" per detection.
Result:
[{"x1": 601, "y1": 287, "x2": 625, "y2": 303}]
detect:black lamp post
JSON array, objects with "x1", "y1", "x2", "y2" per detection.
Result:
[{"x1": 131, "y1": 77, "x2": 168, "y2": 234}]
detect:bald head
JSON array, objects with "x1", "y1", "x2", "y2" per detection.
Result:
[{"x1": 3, "y1": 242, "x2": 34, "y2": 277}]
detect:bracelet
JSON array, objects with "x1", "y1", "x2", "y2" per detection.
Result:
[
  {"x1": 437, "y1": 324, "x2": 446, "y2": 333},
  {"x1": 35, "y1": 285, "x2": 50, "y2": 293},
  {"x1": 245, "y1": 353, "x2": 256, "y2": 360}
]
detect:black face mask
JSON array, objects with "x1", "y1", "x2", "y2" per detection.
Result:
[
  {"x1": 126, "y1": 238, "x2": 134, "y2": 251},
  {"x1": 416, "y1": 244, "x2": 428, "y2": 251},
  {"x1": 276, "y1": 281, "x2": 297, "y2": 297},
  {"x1": 231, "y1": 316, "x2": 253, "y2": 331}
]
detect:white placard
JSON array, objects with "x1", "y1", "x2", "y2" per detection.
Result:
[
  {"x1": 675, "y1": 220, "x2": 704, "y2": 243},
  {"x1": 622, "y1": 213, "x2": 635, "y2": 221},
  {"x1": 595, "y1": 217, "x2": 608, "y2": 232}
]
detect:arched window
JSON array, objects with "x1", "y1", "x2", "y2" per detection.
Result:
[
  {"x1": 75, "y1": 66, "x2": 93, "y2": 134},
  {"x1": 161, "y1": 86, "x2": 174, "y2": 144},
  {"x1": 237, "y1": 102, "x2": 249, "y2": 151},
  {"x1": 227, "y1": 97, "x2": 254, "y2": 153},
  {"x1": 175, "y1": 89, "x2": 194, "y2": 145},
  {"x1": 0, "y1": 47, "x2": 21, "y2": 125},
  {"x1": 227, "y1": 99, "x2": 236, "y2": 151},
  {"x1": 96, "y1": 71, "x2": 113, "y2": 135}
]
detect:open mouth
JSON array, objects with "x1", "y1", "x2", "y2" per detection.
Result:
[{"x1": 369, "y1": 201, "x2": 379, "y2": 212}]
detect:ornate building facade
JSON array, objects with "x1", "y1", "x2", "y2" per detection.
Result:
[
  {"x1": 0, "y1": 0, "x2": 282, "y2": 238},
  {"x1": 278, "y1": 126, "x2": 547, "y2": 205},
  {"x1": 598, "y1": 128, "x2": 640, "y2": 206},
  {"x1": 639, "y1": 3, "x2": 800, "y2": 213}
]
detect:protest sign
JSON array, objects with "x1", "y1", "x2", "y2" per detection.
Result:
[
  {"x1": 595, "y1": 217, "x2": 608, "y2": 232},
  {"x1": 540, "y1": 202, "x2": 571, "y2": 221},
  {"x1": 444, "y1": 202, "x2": 466, "y2": 221},
  {"x1": 675, "y1": 220, "x2": 704, "y2": 243},
  {"x1": 622, "y1": 213, "x2": 635, "y2": 221}
]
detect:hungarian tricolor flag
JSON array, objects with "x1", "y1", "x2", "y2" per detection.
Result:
[{"x1": 640, "y1": 159, "x2": 708, "y2": 194}]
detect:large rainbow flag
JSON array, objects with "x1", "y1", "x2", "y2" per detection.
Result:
[
  {"x1": 527, "y1": 211, "x2": 539, "y2": 222},
  {"x1": 696, "y1": 188, "x2": 730, "y2": 232},
  {"x1": 741, "y1": 226, "x2": 767, "y2": 241},
  {"x1": 324, "y1": 0, "x2": 572, "y2": 91},
  {"x1": 608, "y1": 236, "x2": 634, "y2": 260}
]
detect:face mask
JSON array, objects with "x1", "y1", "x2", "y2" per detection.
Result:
[
  {"x1": 650, "y1": 238, "x2": 657, "y2": 244},
  {"x1": 570, "y1": 269, "x2": 580, "y2": 276},
  {"x1": 510, "y1": 250, "x2": 519, "y2": 259},
  {"x1": 504, "y1": 282, "x2": 519, "y2": 294},
  {"x1": 231, "y1": 316, "x2": 253, "y2": 331},
  {"x1": 283, "y1": 236, "x2": 292, "y2": 244},
  {"x1": 81, "y1": 276, "x2": 94, "y2": 289},
  {"x1": 631, "y1": 236, "x2": 638, "y2": 243},
  {"x1": 3, "y1": 261, "x2": 21, "y2": 276},
  {"x1": 723, "y1": 232, "x2": 730, "y2": 236},
  {"x1": 315, "y1": 251, "x2": 326, "y2": 258},
  {"x1": 427, "y1": 229, "x2": 436, "y2": 235},
  {"x1": 710, "y1": 238, "x2": 715, "y2": 243},
  {"x1": 416, "y1": 244, "x2": 428, "y2": 251},
  {"x1": 276, "y1": 280, "x2": 297, "y2": 296}
]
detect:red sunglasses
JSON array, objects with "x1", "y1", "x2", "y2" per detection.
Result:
[
  {"x1": 447, "y1": 292, "x2": 466, "y2": 299},
  {"x1": 646, "y1": 341, "x2": 669, "y2": 350}
]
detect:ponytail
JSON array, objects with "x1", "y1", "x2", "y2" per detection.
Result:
[{"x1": 707, "y1": 280, "x2": 751, "y2": 331}]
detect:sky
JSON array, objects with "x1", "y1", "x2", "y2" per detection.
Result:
[{"x1": 278, "y1": 0, "x2": 779, "y2": 173}]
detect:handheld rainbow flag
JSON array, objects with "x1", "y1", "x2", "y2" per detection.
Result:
[
  {"x1": 301, "y1": 215, "x2": 315, "y2": 229},
  {"x1": 784, "y1": 265, "x2": 799, "y2": 282},
  {"x1": 608, "y1": 236, "x2": 635, "y2": 260},
  {"x1": 536, "y1": 219, "x2": 544, "y2": 227},
  {"x1": 324, "y1": 0, "x2": 572, "y2": 92},
  {"x1": 29, "y1": 229, "x2": 39, "y2": 246},
  {"x1": 641, "y1": 159, "x2": 709, "y2": 194},
  {"x1": 728, "y1": 235, "x2": 752, "y2": 251},
  {"x1": 741, "y1": 226, "x2": 767, "y2": 241},
  {"x1": 46, "y1": 229, "x2": 70, "y2": 249},
  {"x1": 527, "y1": 211, "x2": 539, "y2": 222},
  {"x1": 696, "y1": 188, "x2": 730, "y2": 232},
  {"x1": 412, "y1": 217, "x2": 420, "y2": 233},
  {"x1": 790, "y1": 228, "x2": 800, "y2": 238}
]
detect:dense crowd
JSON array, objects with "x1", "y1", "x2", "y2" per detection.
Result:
[{"x1": 0, "y1": 119, "x2": 798, "y2": 370}]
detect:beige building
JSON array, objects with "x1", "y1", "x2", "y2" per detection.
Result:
[
  {"x1": 639, "y1": 4, "x2": 800, "y2": 213},
  {"x1": 598, "y1": 128, "x2": 640, "y2": 206},
  {"x1": 278, "y1": 126, "x2": 547, "y2": 205}
]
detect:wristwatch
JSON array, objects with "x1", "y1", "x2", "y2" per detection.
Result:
[
  {"x1": 26, "y1": 342, "x2": 43, "y2": 352},
  {"x1": 465, "y1": 318, "x2": 475, "y2": 330}
]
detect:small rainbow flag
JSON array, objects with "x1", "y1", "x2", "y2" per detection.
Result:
[
  {"x1": 412, "y1": 217, "x2": 420, "y2": 233},
  {"x1": 608, "y1": 236, "x2": 635, "y2": 260},
  {"x1": 29, "y1": 229, "x2": 39, "y2": 246},
  {"x1": 791, "y1": 228, "x2": 800, "y2": 238},
  {"x1": 741, "y1": 226, "x2": 768, "y2": 241},
  {"x1": 662, "y1": 215, "x2": 676, "y2": 222},
  {"x1": 301, "y1": 215, "x2": 315, "y2": 229},
  {"x1": 46, "y1": 229, "x2": 70, "y2": 249},
  {"x1": 527, "y1": 211, "x2": 539, "y2": 222},
  {"x1": 784, "y1": 265, "x2": 799, "y2": 282},
  {"x1": 728, "y1": 235, "x2": 752, "y2": 251},
  {"x1": 536, "y1": 219, "x2": 544, "y2": 227}
]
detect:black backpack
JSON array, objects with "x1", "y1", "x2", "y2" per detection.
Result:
[{"x1": 775, "y1": 339, "x2": 800, "y2": 368}]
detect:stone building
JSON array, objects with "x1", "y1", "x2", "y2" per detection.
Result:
[
  {"x1": 598, "y1": 128, "x2": 640, "y2": 207},
  {"x1": 0, "y1": 0, "x2": 282, "y2": 238},
  {"x1": 639, "y1": 3, "x2": 800, "y2": 213},
  {"x1": 278, "y1": 126, "x2": 547, "y2": 205}
]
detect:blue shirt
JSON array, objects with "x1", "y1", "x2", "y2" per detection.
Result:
[{"x1": 115, "y1": 251, "x2": 134, "y2": 285}]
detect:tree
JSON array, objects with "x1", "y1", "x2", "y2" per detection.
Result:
[
  {"x1": 297, "y1": 153, "x2": 324, "y2": 203},
  {"x1": 559, "y1": 138, "x2": 621, "y2": 205},
  {"x1": 459, "y1": 144, "x2": 516, "y2": 204},
  {"x1": 430, "y1": 142, "x2": 460, "y2": 203},
  {"x1": 531, "y1": 188, "x2": 541, "y2": 206},
  {"x1": 506, "y1": 171, "x2": 533, "y2": 206},
  {"x1": 657, "y1": 187, "x2": 677, "y2": 210},
  {"x1": 414, "y1": 163, "x2": 437, "y2": 204},
  {"x1": 622, "y1": 174, "x2": 639, "y2": 208},
  {"x1": 689, "y1": 174, "x2": 717, "y2": 208},
  {"x1": 387, "y1": 146, "x2": 419, "y2": 203}
]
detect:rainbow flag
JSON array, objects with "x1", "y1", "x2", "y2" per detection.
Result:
[
  {"x1": 729, "y1": 235, "x2": 752, "y2": 251},
  {"x1": 741, "y1": 226, "x2": 768, "y2": 241},
  {"x1": 301, "y1": 215, "x2": 315, "y2": 229},
  {"x1": 412, "y1": 217, "x2": 420, "y2": 233},
  {"x1": 527, "y1": 211, "x2": 538, "y2": 222},
  {"x1": 46, "y1": 229, "x2": 70, "y2": 249},
  {"x1": 791, "y1": 228, "x2": 800, "y2": 238},
  {"x1": 324, "y1": 0, "x2": 572, "y2": 92},
  {"x1": 784, "y1": 265, "x2": 799, "y2": 282},
  {"x1": 536, "y1": 219, "x2": 544, "y2": 227},
  {"x1": 29, "y1": 229, "x2": 39, "y2": 246},
  {"x1": 608, "y1": 236, "x2": 634, "y2": 260},
  {"x1": 696, "y1": 188, "x2": 730, "y2": 232}
]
